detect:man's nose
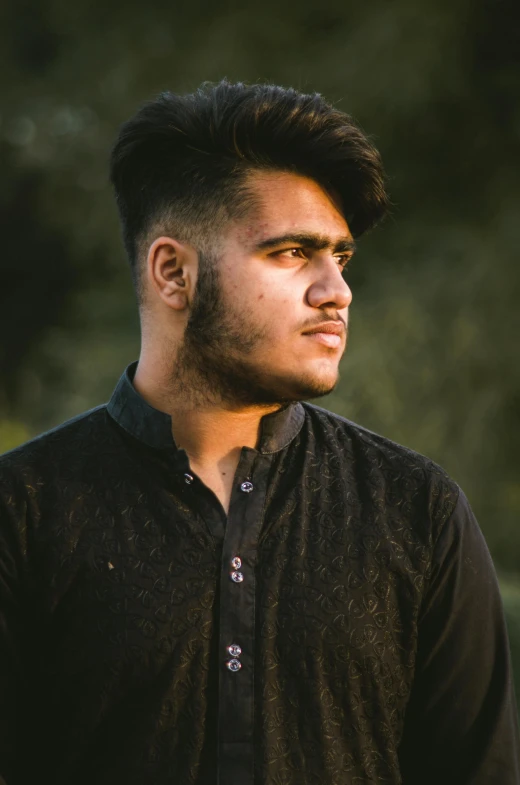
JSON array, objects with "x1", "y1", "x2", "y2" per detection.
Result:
[{"x1": 306, "y1": 260, "x2": 353, "y2": 311}]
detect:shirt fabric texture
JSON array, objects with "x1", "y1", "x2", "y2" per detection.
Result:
[{"x1": 0, "y1": 362, "x2": 519, "y2": 784}]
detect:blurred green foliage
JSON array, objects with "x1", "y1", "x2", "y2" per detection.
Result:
[
  {"x1": 501, "y1": 576, "x2": 520, "y2": 703},
  {"x1": 0, "y1": 0, "x2": 518, "y2": 659}
]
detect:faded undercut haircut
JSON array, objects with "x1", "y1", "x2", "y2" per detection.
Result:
[{"x1": 109, "y1": 79, "x2": 389, "y2": 301}]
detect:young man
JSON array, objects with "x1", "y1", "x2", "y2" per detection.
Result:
[{"x1": 0, "y1": 80, "x2": 518, "y2": 785}]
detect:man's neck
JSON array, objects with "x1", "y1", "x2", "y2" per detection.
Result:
[{"x1": 133, "y1": 357, "x2": 281, "y2": 468}]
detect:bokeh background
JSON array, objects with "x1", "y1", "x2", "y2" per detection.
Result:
[{"x1": 1, "y1": 0, "x2": 519, "y2": 697}]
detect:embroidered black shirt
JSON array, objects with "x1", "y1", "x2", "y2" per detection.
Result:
[{"x1": 0, "y1": 363, "x2": 519, "y2": 784}]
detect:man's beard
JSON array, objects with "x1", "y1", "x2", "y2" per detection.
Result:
[{"x1": 172, "y1": 250, "x2": 342, "y2": 408}]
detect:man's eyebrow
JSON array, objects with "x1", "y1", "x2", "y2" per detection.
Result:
[{"x1": 254, "y1": 232, "x2": 357, "y2": 255}]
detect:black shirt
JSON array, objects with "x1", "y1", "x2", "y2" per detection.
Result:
[{"x1": 0, "y1": 363, "x2": 518, "y2": 784}]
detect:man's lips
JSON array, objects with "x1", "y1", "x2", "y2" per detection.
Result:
[
  {"x1": 302, "y1": 322, "x2": 345, "y2": 349},
  {"x1": 302, "y1": 322, "x2": 344, "y2": 337}
]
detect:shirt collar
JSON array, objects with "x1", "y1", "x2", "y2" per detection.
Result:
[{"x1": 107, "y1": 362, "x2": 305, "y2": 454}]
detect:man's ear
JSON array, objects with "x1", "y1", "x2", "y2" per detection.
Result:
[{"x1": 146, "y1": 236, "x2": 196, "y2": 311}]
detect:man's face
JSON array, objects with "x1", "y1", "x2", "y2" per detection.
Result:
[{"x1": 178, "y1": 170, "x2": 354, "y2": 407}]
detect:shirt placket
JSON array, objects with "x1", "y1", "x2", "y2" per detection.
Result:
[{"x1": 216, "y1": 448, "x2": 271, "y2": 785}]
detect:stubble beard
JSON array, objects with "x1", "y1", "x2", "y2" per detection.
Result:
[{"x1": 172, "y1": 251, "x2": 343, "y2": 408}]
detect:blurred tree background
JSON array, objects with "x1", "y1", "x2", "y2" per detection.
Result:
[{"x1": 1, "y1": 0, "x2": 519, "y2": 692}]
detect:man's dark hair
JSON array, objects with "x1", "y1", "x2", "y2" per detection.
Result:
[{"x1": 109, "y1": 79, "x2": 389, "y2": 298}]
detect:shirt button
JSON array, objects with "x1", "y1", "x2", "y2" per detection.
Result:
[
  {"x1": 184, "y1": 473, "x2": 194, "y2": 484},
  {"x1": 227, "y1": 644, "x2": 242, "y2": 658},
  {"x1": 230, "y1": 571, "x2": 244, "y2": 583},
  {"x1": 240, "y1": 481, "x2": 254, "y2": 493},
  {"x1": 230, "y1": 556, "x2": 242, "y2": 570},
  {"x1": 226, "y1": 658, "x2": 242, "y2": 672}
]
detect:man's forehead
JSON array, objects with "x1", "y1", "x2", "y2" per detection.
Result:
[
  {"x1": 246, "y1": 169, "x2": 345, "y2": 213},
  {"x1": 235, "y1": 170, "x2": 352, "y2": 246}
]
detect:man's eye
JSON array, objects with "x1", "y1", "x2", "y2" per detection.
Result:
[
  {"x1": 271, "y1": 248, "x2": 307, "y2": 261},
  {"x1": 336, "y1": 255, "x2": 352, "y2": 269}
]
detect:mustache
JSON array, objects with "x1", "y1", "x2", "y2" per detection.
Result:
[{"x1": 301, "y1": 316, "x2": 347, "y2": 331}]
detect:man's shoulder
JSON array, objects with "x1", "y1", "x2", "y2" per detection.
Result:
[
  {"x1": 303, "y1": 401, "x2": 443, "y2": 468},
  {"x1": 0, "y1": 404, "x2": 109, "y2": 480},
  {"x1": 303, "y1": 402, "x2": 460, "y2": 519}
]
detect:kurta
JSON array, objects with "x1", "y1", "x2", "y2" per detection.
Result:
[{"x1": 0, "y1": 363, "x2": 518, "y2": 784}]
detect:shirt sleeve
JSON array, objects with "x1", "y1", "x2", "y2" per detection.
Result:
[
  {"x1": 0, "y1": 482, "x2": 29, "y2": 785},
  {"x1": 398, "y1": 486, "x2": 520, "y2": 783}
]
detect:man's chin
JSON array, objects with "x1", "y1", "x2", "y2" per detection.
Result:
[
  {"x1": 297, "y1": 380, "x2": 338, "y2": 401},
  {"x1": 172, "y1": 346, "x2": 339, "y2": 406},
  {"x1": 275, "y1": 370, "x2": 339, "y2": 402}
]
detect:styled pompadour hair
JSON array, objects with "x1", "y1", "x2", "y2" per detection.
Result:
[{"x1": 110, "y1": 79, "x2": 389, "y2": 295}]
